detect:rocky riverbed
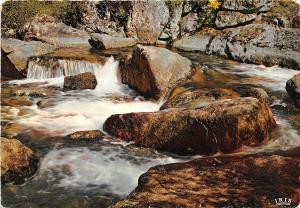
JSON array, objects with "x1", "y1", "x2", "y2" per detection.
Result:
[{"x1": 1, "y1": 0, "x2": 300, "y2": 208}]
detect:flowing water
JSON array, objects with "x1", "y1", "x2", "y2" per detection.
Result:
[{"x1": 1, "y1": 48, "x2": 299, "y2": 207}]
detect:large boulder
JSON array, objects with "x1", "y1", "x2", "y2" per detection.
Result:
[
  {"x1": 23, "y1": 14, "x2": 91, "y2": 48},
  {"x1": 174, "y1": 24, "x2": 300, "y2": 70},
  {"x1": 215, "y1": 11, "x2": 257, "y2": 28},
  {"x1": 1, "y1": 38, "x2": 56, "y2": 77},
  {"x1": 121, "y1": 45, "x2": 193, "y2": 100},
  {"x1": 63, "y1": 72, "x2": 97, "y2": 90},
  {"x1": 104, "y1": 98, "x2": 277, "y2": 155},
  {"x1": 126, "y1": 1, "x2": 169, "y2": 44},
  {"x1": 113, "y1": 154, "x2": 300, "y2": 208},
  {"x1": 1, "y1": 138, "x2": 39, "y2": 184},
  {"x1": 89, "y1": 33, "x2": 137, "y2": 49},
  {"x1": 227, "y1": 24, "x2": 300, "y2": 69},
  {"x1": 286, "y1": 73, "x2": 300, "y2": 107}
]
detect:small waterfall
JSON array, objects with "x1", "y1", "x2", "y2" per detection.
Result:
[{"x1": 27, "y1": 58, "x2": 103, "y2": 79}]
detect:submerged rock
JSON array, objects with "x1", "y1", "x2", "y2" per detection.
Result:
[
  {"x1": 66, "y1": 130, "x2": 105, "y2": 141},
  {"x1": 121, "y1": 45, "x2": 193, "y2": 100},
  {"x1": 1, "y1": 138, "x2": 39, "y2": 184},
  {"x1": 22, "y1": 14, "x2": 91, "y2": 48},
  {"x1": 113, "y1": 154, "x2": 300, "y2": 208},
  {"x1": 1, "y1": 38, "x2": 56, "y2": 76},
  {"x1": 286, "y1": 73, "x2": 300, "y2": 108},
  {"x1": 63, "y1": 72, "x2": 97, "y2": 90},
  {"x1": 1, "y1": 97, "x2": 33, "y2": 107},
  {"x1": 104, "y1": 98, "x2": 277, "y2": 155},
  {"x1": 238, "y1": 87, "x2": 272, "y2": 104},
  {"x1": 89, "y1": 33, "x2": 137, "y2": 49},
  {"x1": 13, "y1": 88, "x2": 48, "y2": 98}
]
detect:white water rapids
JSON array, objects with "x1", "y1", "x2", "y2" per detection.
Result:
[
  {"x1": 5, "y1": 56, "x2": 300, "y2": 199},
  {"x1": 13, "y1": 57, "x2": 161, "y2": 135}
]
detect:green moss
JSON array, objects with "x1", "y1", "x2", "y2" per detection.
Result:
[{"x1": 1, "y1": 0, "x2": 76, "y2": 30}]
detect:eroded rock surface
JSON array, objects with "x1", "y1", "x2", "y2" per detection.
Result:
[
  {"x1": 126, "y1": 1, "x2": 169, "y2": 44},
  {"x1": 174, "y1": 24, "x2": 300, "y2": 69},
  {"x1": 1, "y1": 38, "x2": 56, "y2": 76},
  {"x1": 1, "y1": 138, "x2": 39, "y2": 184},
  {"x1": 215, "y1": 11, "x2": 257, "y2": 28},
  {"x1": 89, "y1": 33, "x2": 137, "y2": 49},
  {"x1": 114, "y1": 154, "x2": 300, "y2": 208},
  {"x1": 63, "y1": 72, "x2": 97, "y2": 90},
  {"x1": 23, "y1": 14, "x2": 91, "y2": 48},
  {"x1": 161, "y1": 86, "x2": 240, "y2": 110},
  {"x1": 104, "y1": 98, "x2": 277, "y2": 155},
  {"x1": 121, "y1": 45, "x2": 192, "y2": 100},
  {"x1": 66, "y1": 130, "x2": 105, "y2": 141}
]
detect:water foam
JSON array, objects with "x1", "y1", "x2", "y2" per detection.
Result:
[
  {"x1": 40, "y1": 146, "x2": 179, "y2": 196},
  {"x1": 14, "y1": 57, "x2": 160, "y2": 136},
  {"x1": 232, "y1": 64, "x2": 299, "y2": 91},
  {"x1": 217, "y1": 64, "x2": 299, "y2": 92}
]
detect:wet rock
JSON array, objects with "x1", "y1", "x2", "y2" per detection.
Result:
[
  {"x1": 66, "y1": 130, "x2": 105, "y2": 141},
  {"x1": 1, "y1": 38, "x2": 56, "y2": 76},
  {"x1": 126, "y1": 1, "x2": 169, "y2": 44},
  {"x1": 17, "y1": 108, "x2": 33, "y2": 117},
  {"x1": 1, "y1": 138, "x2": 39, "y2": 184},
  {"x1": 1, "y1": 123, "x2": 27, "y2": 139},
  {"x1": 63, "y1": 72, "x2": 97, "y2": 90},
  {"x1": 89, "y1": 33, "x2": 137, "y2": 49},
  {"x1": 37, "y1": 99, "x2": 57, "y2": 109},
  {"x1": 161, "y1": 86, "x2": 240, "y2": 110},
  {"x1": 215, "y1": 11, "x2": 257, "y2": 28},
  {"x1": 1, "y1": 97, "x2": 33, "y2": 107},
  {"x1": 14, "y1": 88, "x2": 47, "y2": 98},
  {"x1": 104, "y1": 97, "x2": 277, "y2": 155},
  {"x1": 23, "y1": 14, "x2": 91, "y2": 48},
  {"x1": 121, "y1": 45, "x2": 192, "y2": 100},
  {"x1": 113, "y1": 154, "x2": 300, "y2": 208},
  {"x1": 238, "y1": 87, "x2": 272, "y2": 104},
  {"x1": 286, "y1": 73, "x2": 300, "y2": 107}
]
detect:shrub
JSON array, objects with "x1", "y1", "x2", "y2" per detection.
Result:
[{"x1": 1, "y1": 0, "x2": 76, "y2": 30}]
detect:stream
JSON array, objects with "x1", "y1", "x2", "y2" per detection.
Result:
[{"x1": 1, "y1": 48, "x2": 299, "y2": 208}]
